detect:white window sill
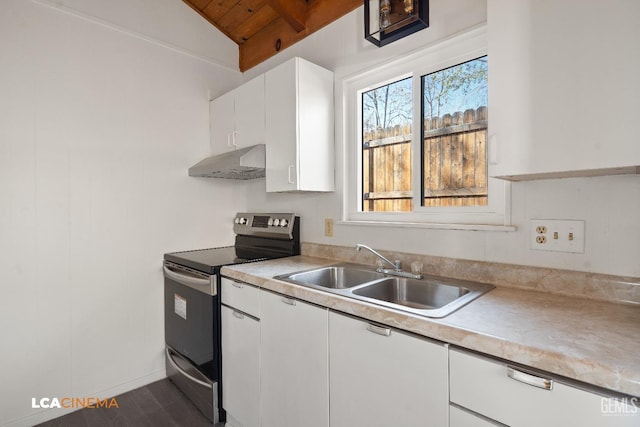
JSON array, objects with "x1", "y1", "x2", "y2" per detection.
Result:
[{"x1": 337, "y1": 219, "x2": 517, "y2": 232}]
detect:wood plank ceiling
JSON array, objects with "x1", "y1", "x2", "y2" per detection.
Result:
[{"x1": 183, "y1": 0, "x2": 362, "y2": 71}]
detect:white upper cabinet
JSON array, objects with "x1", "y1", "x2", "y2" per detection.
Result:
[
  {"x1": 234, "y1": 76, "x2": 265, "y2": 149},
  {"x1": 210, "y1": 75, "x2": 265, "y2": 154},
  {"x1": 210, "y1": 90, "x2": 235, "y2": 154},
  {"x1": 488, "y1": 0, "x2": 640, "y2": 180},
  {"x1": 265, "y1": 57, "x2": 335, "y2": 192}
]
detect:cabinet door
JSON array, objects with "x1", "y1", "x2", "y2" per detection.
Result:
[
  {"x1": 450, "y1": 405, "x2": 503, "y2": 427},
  {"x1": 296, "y1": 59, "x2": 334, "y2": 192},
  {"x1": 234, "y1": 75, "x2": 265, "y2": 149},
  {"x1": 221, "y1": 305, "x2": 260, "y2": 427},
  {"x1": 265, "y1": 59, "x2": 298, "y2": 192},
  {"x1": 488, "y1": 0, "x2": 640, "y2": 179},
  {"x1": 210, "y1": 90, "x2": 235, "y2": 155},
  {"x1": 265, "y1": 57, "x2": 334, "y2": 192},
  {"x1": 329, "y1": 311, "x2": 448, "y2": 427},
  {"x1": 450, "y1": 349, "x2": 639, "y2": 427},
  {"x1": 260, "y1": 291, "x2": 328, "y2": 427}
]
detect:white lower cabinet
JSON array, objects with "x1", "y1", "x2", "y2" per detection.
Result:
[
  {"x1": 220, "y1": 279, "x2": 261, "y2": 427},
  {"x1": 449, "y1": 348, "x2": 638, "y2": 427},
  {"x1": 329, "y1": 311, "x2": 449, "y2": 427},
  {"x1": 221, "y1": 280, "x2": 637, "y2": 427},
  {"x1": 450, "y1": 405, "x2": 502, "y2": 427},
  {"x1": 221, "y1": 305, "x2": 260, "y2": 427},
  {"x1": 259, "y1": 290, "x2": 329, "y2": 427}
]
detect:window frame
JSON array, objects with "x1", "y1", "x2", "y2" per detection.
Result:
[{"x1": 342, "y1": 26, "x2": 511, "y2": 228}]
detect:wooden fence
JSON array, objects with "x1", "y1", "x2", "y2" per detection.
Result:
[{"x1": 362, "y1": 107, "x2": 487, "y2": 212}]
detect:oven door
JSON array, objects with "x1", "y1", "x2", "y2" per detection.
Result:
[{"x1": 163, "y1": 262, "x2": 217, "y2": 379}]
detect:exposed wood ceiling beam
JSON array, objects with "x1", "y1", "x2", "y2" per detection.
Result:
[
  {"x1": 183, "y1": 0, "x2": 361, "y2": 72},
  {"x1": 240, "y1": 0, "x2": 361, "y2": 71},
  {"x1": 265, "y1": 0, "x2": 307, "y2": 33}
]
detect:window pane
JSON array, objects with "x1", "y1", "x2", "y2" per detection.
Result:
[
  {"x1": 361, "y1": 77, "x2": 413, "y2": 212},
  {"x1": 422, "y1": 56, "x2": 488, "y2": 207}
]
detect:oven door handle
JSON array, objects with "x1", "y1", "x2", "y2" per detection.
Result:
[
  {"x1": 165, "y1": 347, "x2": 212, "y2": 389},
  {"x1": 163, "y1": 264, "x2": 216, "y2": 296}
]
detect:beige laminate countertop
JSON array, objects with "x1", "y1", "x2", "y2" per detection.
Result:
[{"x1": 221, "y1": 255, "x2": 640, "y2": 397}]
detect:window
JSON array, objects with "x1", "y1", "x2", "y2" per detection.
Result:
[
  {"x1": 361, "y1": 57, "x2": 487, "y2": 212},
  {"x1": 362, "y1": 77, "x2": 413, "y2": 212},
  {"x1": 421, "y1": 56, "x2": 488, "y2": 208},
  {"x1": 345, "y1": 27, "x2": 507, "y2": 226}
]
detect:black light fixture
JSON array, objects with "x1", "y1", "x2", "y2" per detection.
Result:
[{"x1": 364, "y1": 0, "x2": 429, "y2": 47}]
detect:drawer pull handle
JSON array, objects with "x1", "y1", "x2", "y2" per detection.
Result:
[
  {"x1": 281, "y1": 297, "x2": 296, "y2": 306},
  {"x1": 232, "y1": 310, "x2": 245, "y2": 320},
  {"x1": 507, "y1": 367, "x2": 553, "y2": 390},
  {"x1": 366, "y1": 324, "x2": 391, "y2": 337},
  {"x1": 166, "y1": 347, "x2": 212, "y2": 389},
  {"x1": 231, "y1": 281, "x2": 244, "y2": 289}
]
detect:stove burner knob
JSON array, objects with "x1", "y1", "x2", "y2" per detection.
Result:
[
  {"x1": 273, "y1": 218, "x2": 280, "y2": 226},
  {"x1": 239, "y1": 217, "x2": 248, "y2": 225},
  {"x1": 279, "y1": 219, "x2": 288, "y2": 227},
  {"x1": 234, "y1": 217, "x2": 240, "y2": 224},
  {"x1": 267, "y1": 218, "x2": 274, "y2": 226}
]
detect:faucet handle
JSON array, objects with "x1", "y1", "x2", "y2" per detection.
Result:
[
  {"x1": 410, "y1": 260, "x2": 423, "y2": 275},
  {"x1": 394, "y1": 260, "x2": 402, "y2": 270}
]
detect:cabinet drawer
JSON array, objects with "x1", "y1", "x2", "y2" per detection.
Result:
[
  {"x1": 449, "y1": 349, "x2": 638, "y2": 427},
  {"x1": 221, "y1": 277, "x2": 259, "y2": 317}
]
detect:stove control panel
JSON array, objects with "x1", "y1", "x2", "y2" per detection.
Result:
[{"x1": 233, "y1": 213, "x2": 298, "y2": 239}]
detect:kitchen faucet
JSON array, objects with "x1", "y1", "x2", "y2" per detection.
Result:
[
  {"x1": 355, "y1": 244, "x2": 422, "y2": 279},
  {"x1": 355, "y1": 244, "x2": 400, "y2": 269}
]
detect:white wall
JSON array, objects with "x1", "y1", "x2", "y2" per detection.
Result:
[
  {"x1": 31, "y1": 0, "x2": 239, "y2": 74},
  {"x1": 242, "y1": 0, "x2": 640, "y2": 278},
  {"x1": 0, "y1": 1, "x2": 242, "y2": 425}
]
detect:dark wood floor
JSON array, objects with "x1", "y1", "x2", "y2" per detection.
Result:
[{"x1": 36, "y1": 379, "x2": 223, "y2": 427}]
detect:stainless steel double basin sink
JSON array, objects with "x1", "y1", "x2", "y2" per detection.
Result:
[{"x1": 274, "y1": 264, "x2": 494, "y2": 318}]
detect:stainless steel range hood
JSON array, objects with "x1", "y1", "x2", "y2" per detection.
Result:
[{"x1": 188, "y1": 144, "x2": 265, "y2": 179}]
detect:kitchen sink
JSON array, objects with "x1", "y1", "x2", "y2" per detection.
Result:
[
  {"x1": 351, "y1": 276, "x2": 495, "y2": 317},
  {"x1": 275, "y1": 265, "x2": 386, "y2": 289},
  {"x1": 352, "y1": 277, "x2": 468, "y2": 310},
  {"x1": 274, "y1": 264, "x2": 494, "y2": 318}
]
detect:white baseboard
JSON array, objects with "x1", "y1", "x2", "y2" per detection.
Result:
[{"x1": 2, "y1": 369, "x2": 167, "y2": 427}]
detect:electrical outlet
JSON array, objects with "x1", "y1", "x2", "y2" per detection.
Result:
[
  {"x1": 530, "y1": 219, "x2": 585, "y2": 253},
  {"x1": 324, "y1": 218, "x2": 334, "y2": 237}
]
